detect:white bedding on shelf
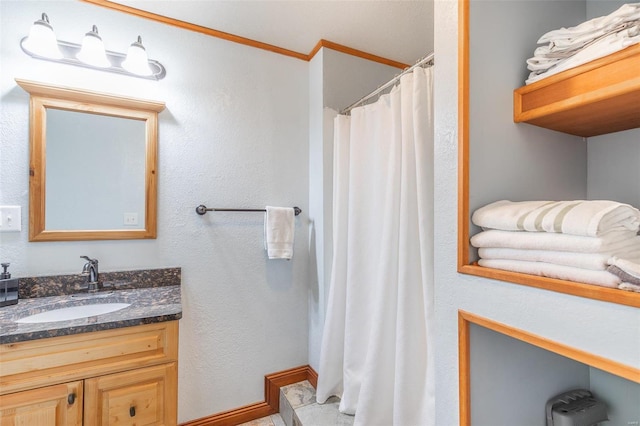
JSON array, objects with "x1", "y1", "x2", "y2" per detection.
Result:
[
  {"x1": 525, "y1": 3, "x2": 640, "y2": 84},
  {"x1": 478, "y1": 247, "x2": 640, "y2": 271},
  {"x1": 478, "y1": 258, "x2": 621, "y2": 288},
  {"x1": 470, "y1": 229, "x2": 639, "y2": 253}
]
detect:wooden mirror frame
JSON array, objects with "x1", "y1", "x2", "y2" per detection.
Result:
[
  {"x1": 16, "y1": 79, "x2": 166, "y2": 241},
  {"x1": 456, "y1": 0, "x2": 639, "y2": 308}
]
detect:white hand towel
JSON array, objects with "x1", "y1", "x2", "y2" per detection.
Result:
[
  {"x1": 472, "y1": 200, "x2": 640, "y2": 237},
  {"x1": 264, "y1": 206, "x2": 295, "y2": 260}
]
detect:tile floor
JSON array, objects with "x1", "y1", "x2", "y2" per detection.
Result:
[{"x1": 241, "y1": 380, "x2": 354, "y2": 426}]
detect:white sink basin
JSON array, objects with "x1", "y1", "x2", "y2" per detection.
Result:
[{"x1": 15, "y1": 303, "x2": 131, "y2": 324}]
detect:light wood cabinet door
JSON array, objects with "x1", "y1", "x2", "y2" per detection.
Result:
[
  {"x1": 83, "y1": 363, "x2": 177, "y2": 426},
  {"x1": 0, "y1": 381, "x2": 83, "y2": 426}
]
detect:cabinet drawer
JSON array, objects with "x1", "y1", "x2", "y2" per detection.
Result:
[
  {"x1": 0, "y1": 322, "x2": 178, "y2": 395},
  {"x1": 0, "y1": 381, "x2": 83, "y2": 426},
  {"x1": 84, "y1": 363, "x2": 177, "y2": 426}
]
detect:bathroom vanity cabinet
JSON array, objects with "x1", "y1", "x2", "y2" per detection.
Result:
[
  {"x1": 0, "y1": 381, "x2": 83, "y2": 425},
  {"x1": 0, "y1": 321, "x2": 178, "y2": 425}
]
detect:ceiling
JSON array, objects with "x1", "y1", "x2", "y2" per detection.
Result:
[{"x1": 108, "y1": 0, "x2": 434, "y2": 65}]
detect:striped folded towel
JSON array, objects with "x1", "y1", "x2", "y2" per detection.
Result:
[{"x1": 472, "y1": 200, "x2": 640, "y2": 237}]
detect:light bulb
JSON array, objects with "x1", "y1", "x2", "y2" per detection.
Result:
[
  {"x1": 122, "y1": 36, "x2": 153, "y2": 76},
  {"x1": 21, "y1": 13, "x2": 63, "y2": 59},
  {"x1": 76, "y1": 25, "x2": 111, "y2": 68}
]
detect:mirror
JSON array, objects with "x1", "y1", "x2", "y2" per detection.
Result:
[{"x1": 16, "y1": 79, "x2": 165, "y2": 241}]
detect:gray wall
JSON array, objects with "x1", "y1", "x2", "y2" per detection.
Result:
[
  {"x1": 588, "y1": 130, "x2": 640, "y2": 207},
  {"x1": 587, "y1": 0, "x2": 629, "y2": 19},
  {"x1": 586, "y1": 1, "x2": 640, "y2": 208},
  {"x1": 470, "y1": 324, "x2": 590, "y2": 426},
  {"x1": 468, "y1": 0, "x2": 588, "y2": 252},
  {"x1": 590, "y1": 367, "x2": 640, "y2": 426}
]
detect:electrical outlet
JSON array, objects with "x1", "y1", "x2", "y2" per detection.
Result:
[
  {"x1": 123, "y1": 212, "x2": 138, "y2": 226},
  {"x1": 0, "y1": 206, "x2": 21, "y2": 232}
]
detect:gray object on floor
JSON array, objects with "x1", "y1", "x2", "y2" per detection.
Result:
[{"x1": 546, "y1": 389, "x2": 608, "y2": 426}]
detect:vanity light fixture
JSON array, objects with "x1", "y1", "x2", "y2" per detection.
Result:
[
  {"x1": 76, "y1": 25, "x2": 110, "y2": 68},
  {"x1": 21, "y1": 13, "x2": 63, "y2": 59},
  {"x1": 121, "y1": 36, "x2": 153, "y2": 76},
  {"x1": 20, "y1": 13, "x2": 166, "y2": 80}
]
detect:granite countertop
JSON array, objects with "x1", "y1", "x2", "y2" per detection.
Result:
[{"x1": 0, "y1": 268, "x2": 182, "y2": 344}]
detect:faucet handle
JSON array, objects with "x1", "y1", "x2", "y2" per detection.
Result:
[{"x1": 80, "y1": 256, "x2": 97, "y2": 276}]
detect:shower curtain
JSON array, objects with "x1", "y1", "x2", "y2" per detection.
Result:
[{"x1": 316, "y1": 66, "x2": 435, "y2": 426}]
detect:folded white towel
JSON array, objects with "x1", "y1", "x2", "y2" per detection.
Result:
[
  {"x1": 528, "y1": 20, "x2": 640, "y2": 68},
  {"x1": 525, "y1": 3, "x2": 640, "y2": 85},
  {"x1": 526, "y1": 25, "x2": 640, "y2": 84},
  {"x1": 619, "y1": 282, "x2": 640, "y2": 292},
  {"x1": 608, "y1": 256, "x2": 640, "y2": 279},
  {"x1": 607, "y1": 265, "x2": 640, "y2": 285},
  {"x1": 478, "y1": 258, "x2": 621, "y2": 288},
  {"x1": 264, "y1": 206, "x2": 295, "y2": 260},
  {"x1": 478, "y1": 247, "x2": 640, "y2": 271},
  {"x1": 471, "y1": 229, "x2": 640, "y2": 253},
  {"x1": 472, "y1": 200, "x2": 640, "y2": 237}
]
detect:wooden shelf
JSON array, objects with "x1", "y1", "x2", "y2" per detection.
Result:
[
  {"x1": 459, "y1": 264, "x2": 640, "y2": 308},
  {"x1": 514, "y1": 43, "x2": 640, "y2": 137},
  {"x1": 460, "y1": 0, "x2": 640, "y2": 308}
]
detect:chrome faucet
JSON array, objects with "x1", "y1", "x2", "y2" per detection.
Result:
[{"x1": 80, "y1": 256, "x2": 100, "y2": 292}]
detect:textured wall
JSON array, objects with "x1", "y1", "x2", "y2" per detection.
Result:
[{"x1": 0, "y1": 1, "x2": 309, "y2": 422}]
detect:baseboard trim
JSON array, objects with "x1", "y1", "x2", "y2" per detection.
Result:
[{"x1": 181, "y1": 365, "x2": 318, "y2": 426}]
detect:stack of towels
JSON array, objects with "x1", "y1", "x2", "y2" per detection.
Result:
[
  {"x1": 526, "y1": 2, "x2": 640, "y2": 84},
  {"x1": 470, "y1": 200, "x2": 640, "y2": 292}
]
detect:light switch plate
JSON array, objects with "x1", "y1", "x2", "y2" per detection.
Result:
[
  {"x1": 0, "y1": 206, "x2": 22, "y2": 232},
  {"x1": 123, "y1": 212, "x2": 138, "y2": 226}
]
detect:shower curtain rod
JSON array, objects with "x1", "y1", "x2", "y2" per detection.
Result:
[{"x1": 340, "y1": 52, "x2": 434, "y2": 115}]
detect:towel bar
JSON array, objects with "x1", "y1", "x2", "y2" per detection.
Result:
[{"x1": 195, "y1": 205, "x2": 302, "y2": 216}]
